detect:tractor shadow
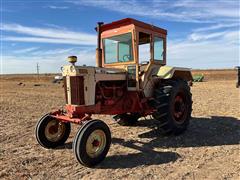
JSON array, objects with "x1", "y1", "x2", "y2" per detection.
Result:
[
  {"x1": 137, "y1": 116, "x2": 240, "y2": 148},
  {"x1": 56, "y1": 142, "x2": 72, "y2": 150},
  {"x1": 99, "y1": 137, "x2": 180, "y2": 169},
  {"x1": 99, "y1": 115, "x2": 240, "y2": 169}
]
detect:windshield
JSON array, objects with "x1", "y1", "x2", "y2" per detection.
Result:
[{"x1": 103, "y1": 33, "x2": 133, "y2": 64}]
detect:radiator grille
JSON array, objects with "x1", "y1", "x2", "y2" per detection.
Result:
[
  {"x1": 63, "y1": 76, "x2": 85, "y2": 105},
  {"x1": 70, "y1": 76, "x2": 85, "y2": 105}
]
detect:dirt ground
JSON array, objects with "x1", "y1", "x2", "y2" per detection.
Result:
[{"x1": 0, "y1": 71, "x2": 239, "y2": 180}]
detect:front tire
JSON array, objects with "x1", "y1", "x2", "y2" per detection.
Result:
[
  {"x1": 152, "y1": 79, "x2": 192, "y2": 135},
  {"x1": 73, "y1": 120, "x2": 111, "y2": 167},
  {"x1": 35, "y1": 114, "x2": 71, "y2": 148}
]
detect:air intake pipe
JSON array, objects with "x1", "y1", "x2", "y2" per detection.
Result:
[{"x1": 96, "y1": 22, "x2": 104, "y2": 67}]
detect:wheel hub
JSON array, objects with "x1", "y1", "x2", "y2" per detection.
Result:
[
  {"x1": 48, "y1": 125, "x2": 58, "y2": 134},
  {"x1": 44, "y1": 119, "x2": 66, "y2": 142},
  {"x1": 92, "y1": 139, "x2": 100, "y2": 147},
  {"x1": 173, "y1": 94, "x2": 187, "y2": 122},
  {"x1": 86, "y1": 129, "x2": 106, "y2": 158}
]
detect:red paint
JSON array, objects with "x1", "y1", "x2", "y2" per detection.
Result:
[
  {"x1": 100, "y1": 18, "x2": 167, "y2": 35},
  {"x1": 51, "y1": 91, "x2": 153, "y2": 124}
]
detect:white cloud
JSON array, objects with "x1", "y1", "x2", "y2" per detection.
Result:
[
  {"x1": 47, "y1": 5, "x2": 69, "y2": 9},
  {"x1": 68, "y1": 0, "x2": 239, "y2": 23},
  {"x1": 1, "y1": 49, "x2": 95, "y2": 74},
  {"x1": 0, "y1": 23, "x2": 97, "y2": 73},
  {"x1": 223, "y1": 31, "x2": 240, "y2": 43},
  {"x1": 30, "y1": 48, "x2": 76, "y2": 56},
  {"x1": 2, "y1": 28, "x2": 239, "y2": 74},
  {"x1": 43, "y1": 23, "x2": 65, "y2": 29},
  {"x1": 168, "y1": 30, "x2": 239, "y2": 69},
  {"x1": 1, "y1": 23, "x2": 96, "y2": 45},
  {"x1": 3, "y1": 36, "x2": 95, "y2": 45},
  {"x1": 1, "y1": 0, "x2": 239, "y2": 74},
  {"x1": 188, "y1": 31, "x2": 227, "y2": 41},
  {"x1": 194, "y1": 23, "x2": 239, "y2": 32},
  {"x1": 13, "y1": 47, "x2": 39, "y2": 54}
]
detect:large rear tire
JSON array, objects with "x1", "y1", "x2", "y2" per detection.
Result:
[
  {"x1": 73, "y1": 120, "x2": 111, "y2": 167},
  {"x1": 152, "y1": 79, "x2": 192, "y2": 135}
]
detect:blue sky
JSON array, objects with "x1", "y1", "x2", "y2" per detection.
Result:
[{"x1": 1, "y1": 0, "x2": 239, "y2": 74}]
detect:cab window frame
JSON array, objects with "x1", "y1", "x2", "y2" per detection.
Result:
[{"x1": 103, "y1": 32, "x2": 134, "y2": 64}]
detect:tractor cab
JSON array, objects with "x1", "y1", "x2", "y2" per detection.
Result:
[{"x1": 97, "y1": 18, "x2": 167, "y2": 90}]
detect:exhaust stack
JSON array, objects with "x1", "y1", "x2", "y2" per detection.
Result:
[{"x1": 96, "y1": 22, "x2": 104, "y2": 68}]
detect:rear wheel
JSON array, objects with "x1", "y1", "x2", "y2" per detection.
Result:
[
  {"x1": 73, "y1": 120, "x2": 111, "y2": 167},
  {"x1": 152, "y1": 79, "x2": 192, "y2": 135},
  {"x1": 35, "y1": 114, "x2": 71, "y2": 148},
  {"x1": 112, "y1": 113, "x2": 140, "y2": 126}
]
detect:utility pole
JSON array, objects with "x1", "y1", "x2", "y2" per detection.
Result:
[{"x1": 36, "y1": 63, "x2": 40, "y2": 80}]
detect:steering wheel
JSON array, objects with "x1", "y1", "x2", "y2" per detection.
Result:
[
  {"x1": 123, "y1": 54, "x2": 130, "y2": 61},
  {"x1": 140, "y1": 61, "x2": 149, "y2": 65}
]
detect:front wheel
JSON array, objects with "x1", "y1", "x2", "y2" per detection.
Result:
[
  {"x1": 35, "y1": 114, "x2": 71, "y2": 148},
  {"x1": 73, "y1": 120, "x2": 111, "y2": 167}
]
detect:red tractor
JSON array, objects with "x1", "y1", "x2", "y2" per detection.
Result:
[{"x1": 35, "y1": 18, "x2": 193, "y2": 167}]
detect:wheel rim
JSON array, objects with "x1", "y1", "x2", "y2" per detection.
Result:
[
  {"x1": 173, "y1": 92, "x2": 188, "y2": 123},
  {"x1": 44, "y1": 119, "x2": 66, "y2": 142},
  {"x1": 86, "y1": 129, "x2": 106, "y2": 158}
]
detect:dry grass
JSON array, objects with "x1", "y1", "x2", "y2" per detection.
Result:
[{"x1": 0, "y1": 70, "x2": 239, "y2": 179}]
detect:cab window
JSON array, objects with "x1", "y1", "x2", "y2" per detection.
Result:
[
  {"x1": 138, "y1": 32, "x2": 151, "y2": 63},
  {"x1": 103, "y1": 33, "x2": 133, "y2": 64},
  {"x1": 154, "y1": 37, "x2": 164, "y2": 61}
]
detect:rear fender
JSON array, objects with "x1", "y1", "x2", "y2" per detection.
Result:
[
  {"x1": 142, "y1": 65, "x2": 192, "y2": 98},
  {"x1": 157, "y1": 66, "x2": 193, "y2": 81}
]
